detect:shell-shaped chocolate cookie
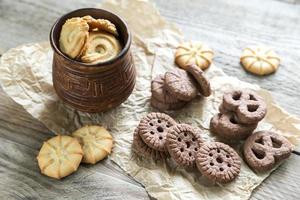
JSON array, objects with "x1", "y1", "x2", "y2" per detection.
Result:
[
  {"x1": 150, "y1": 96, "x2": 186, "y2": 111},
  {"x1": 166, "y1": 124, "x2": 204, "y2": 167},
  {"x1": 151, "y1": 74, "x2": 183, "y2": 104},
  {"x1": 196, "y1": 142, "x2": 241, "y2": 183},
  {"x1": 175, "y1": 41, "x2": 214, "y2": 70},
  {"x1": 132, "y1": 127, "x2": 169, "y2": 160},
  {"x1": 164, "y1": 68, "x2": 198, "y2": 101},
  {"x1": 81, "y1": 31, "x2": 121, "y2": 64},
  {"x1": 241, "y1": 46, "x2": 280, "y2": 76},
  {"x1": 210, "y1": 113, "x2": 257, "y2": 141},
  {"x1": 243, "y1": 131, "x2": 292, "y2": 173},
  {"x1": 138, "y1": 112, "x2": 177, "y2": 151},
  {"x1": 59, "y1": 17, "x2": 89, "y2": 59},
  {"x1": 186, "y1": 64, "x2": 211, "y2": 97}
]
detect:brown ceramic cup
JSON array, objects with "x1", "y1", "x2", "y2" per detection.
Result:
[{"x1": 50, "y1": 8, "x2": 136, "y2": 113}]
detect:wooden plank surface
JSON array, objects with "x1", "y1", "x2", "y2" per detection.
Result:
[{"x1": 0, "y1": 0, "x2": 299, "y2": 199}]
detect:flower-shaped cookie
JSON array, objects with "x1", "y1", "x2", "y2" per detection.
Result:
[
  {"x1": 72, "y1": 125, "x2": 113, "y2": 164},
  {"x1": 175, "y1": 41, "x2": 214, "y2": 70},
  {"x1": 240, "y1": 46, "x2": 280, "y2": 76}
]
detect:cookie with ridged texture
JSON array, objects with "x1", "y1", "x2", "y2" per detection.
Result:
[
  {"x1": 150, "y1": 96, "x2": 187, "y2": 111},
  {"x1": 72, "y1": 125, "x2": 113, "y2": 164},
  {"x1": 59, "y1": 17, "x2": 89, "y2": 59},
  {"x1": 138, "y1": 112, "x2": 177, "y2": 151},
  {"x1": 240, "y1": 46, "x2": 280, "y2": 76},
  {"x1": 37, "y1": 135, "x2": 83, "y2": 179},
  {"x1": 151, "y1": 74, "x2": 183, "y2": 104},
  {"x1": 243, "y1": 131, "x2": 292, "y2": 173},
  {"x1": 186, "y1": 64, "x2": 211, "y2": 97},
  {"x1": 82, "y1": 15, "x2": 119, "y2": 36},
  {"x1": 166, "y1": 124, "x2": 204, "y2": 167},
  {"x1": 164, "y1": 68, "x2": 198, "y2": 101},
  {"x1": 210, "y1": 113, "x2": 257, "y2": 141},
  {"x1": 175, "y1": 41, "x2": 214, "y2": 70},
  {"x1": 132, "y1": 127, "x2": 169, "y2": 160},
  {"x1": 196, "y1": 142, "x2": 241, "y2": 183}
]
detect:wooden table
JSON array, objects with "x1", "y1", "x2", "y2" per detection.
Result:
[{"x1": 0, "y1": 0, "x2": 299, "y2": 199}]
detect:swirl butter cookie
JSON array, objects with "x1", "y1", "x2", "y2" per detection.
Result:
[
  {"x1": 175, "y1": 41, "x2": 213, "y2": 70},
  {"x1": 243, "y1": 131, "x2": 292, "y2": 173},
  {"x1": 241, "y1": 46, "x2": 280, "y2": 76},
  {"x1": 210, "y1": 113, "x2": 257, "y2": 141},
  {"x1": 37, "y1": 135, "x2": 83, "y2": 179},
  {"x1": 166, "y1": 124, "x2": 204, "y2": 167},
  {"x1": 138, "y1": 112, "x2": 176, "y2": 152},
  {"x1": 164, "y1": 68, "x2": 198, "y2": 101},
  {"x1": 196, "y1": 142, "x2": 241, "y2": 183},
  {"x1": 186, "y1": 64, "x2": 211, "y2": 97},
  {"x1": 132, "y1": 127, "x2": 168, "y2": 160},
  {"x1": 59, "y1": 17, "x2": 89, "y2": 59},
  {"x1": 72, "y1": 125, "x2": 113, "y2": 164},
  {"x1": 81, "y1": 31, "x2": 122, "y2": 64}
]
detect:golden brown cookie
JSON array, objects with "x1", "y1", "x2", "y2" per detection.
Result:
[
  {"x1": 82, "y1": 15, "x2": 118, "y2": 36},
  {"x1": 72, "y1": 125, "x2": 113, "y2": 164},
  {"x1": 175, "y1": 41, "x2": 214, "y2": 70},
  {"x1": 37, "y1": 135, "x2": 83, "y2": 179},
  {"x1": 59, "y1": 17, "x2": 89, "y2": 59},
  {"x1": 81, "y1": 31, "x2": 122, "y2": 64},
  {"x1": 240, "y1": 46, "x2": 280, "y2": 76}
]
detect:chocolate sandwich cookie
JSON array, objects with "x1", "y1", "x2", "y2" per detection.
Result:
[
  {"x1": 243, "y1": 131, "x2": 292, "y2": 173},
  {"x1": 132, "y1": 127, "x2": 168, "y2": 160},
  {"x1": 164, "y1": 68, "x2": 198, "y2": 101},
  {"x1": 138, "y1": 112, "x2": 176, "y2": 152},
  {"x1": 210, "y1": 113, "x2": 257, "y2": 141},
  {"x1": 186, "y1": 64, "x2": 211, "y2": 97},
  {"x1": 166, "y1": 124, "x2": 204, "y2": 167},
  {"x1": 196, "y1": 142, "x2": 241, "y2": 183}
]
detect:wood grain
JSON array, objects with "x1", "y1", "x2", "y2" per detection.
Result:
[{"x1": 0, "y1": 0, "x2": 299, "y2": 199}]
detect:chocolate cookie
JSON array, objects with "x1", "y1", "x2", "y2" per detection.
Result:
[
  {"x1": 150, "y1": 96, "x2": 186, "y2": 111},
  {"x1": 210, "y1": 113, "x2": 257, "y2": 141},
  {"x1": 164, "y1": 68, "x2": 198, "y2": 101},
  {"x1": 236, "y1": 100, "x2": 267, "y2": 124},
  {"x1": 243, "y1": 131, "x2": 293, "y2": 173},
  {"x1": 222, "y1": 90, "x2": 250, "y2": 111},
  {"x1": 166, "y1": 124, "x2": 204, "y2": 167},
  {"x1": 132, "y1": 127, "x2": 168, "y2": 160},
  {"x1": 196, "y1": 142, "x2": 241, "y2": 183},
  {"x1": 138, "y1": 112, "x2": 176, "y2": 151},
  {"x1": 151, "y1": 74, "x2": 182, "y2": 104},
  {"x1": 186, "y1": 64, "x2": 211, "y2": 97}
]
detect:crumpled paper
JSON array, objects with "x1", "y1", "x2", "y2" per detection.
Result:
[{"x1": 0, "y1": 0, "x2": 299, "y2": 200}]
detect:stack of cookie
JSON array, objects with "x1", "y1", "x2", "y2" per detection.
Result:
[
  {"x1": 210, "y1": 90, "x2": 267, "y2": 141},
  {"x1": 133, "y1": 112, "x2": 242, "y2": 183},
  {"x1": 151, "y1": 64, "x2": 211, "y2": 111}
]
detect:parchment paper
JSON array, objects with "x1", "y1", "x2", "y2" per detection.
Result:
[{"x1": 0, "y1": 0, "x2": 300, "y2": 199}]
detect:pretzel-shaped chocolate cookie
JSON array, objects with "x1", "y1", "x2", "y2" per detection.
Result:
[
  {"x1": 243, "y1": 131, "x2": 292, "y2": 172},
  {"x1": 222, "y1": 90, "x2": 267, "y2": 124}
]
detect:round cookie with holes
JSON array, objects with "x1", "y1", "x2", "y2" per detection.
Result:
[
  {"x1": 166, "y1": 123, "x2": 204, "y2": 167},
  {"x1": 196, "y1": 142, "x2": 241, "y2": 183},
  {"x1": 243, "y1": 131, "x2": 293, "y2": 173},
  {"x1": 210, "y1": 113, "x2": 257, "y2": 141},
  {"x1": 164, "y1": 68, "x2": 198, "y2": 101},
  {"x1": 132, "y1": 127, "x2": 169, "y2": 160},
  {"x1": 138, "y1": 112, "x2": 177, "y2": 152}
]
